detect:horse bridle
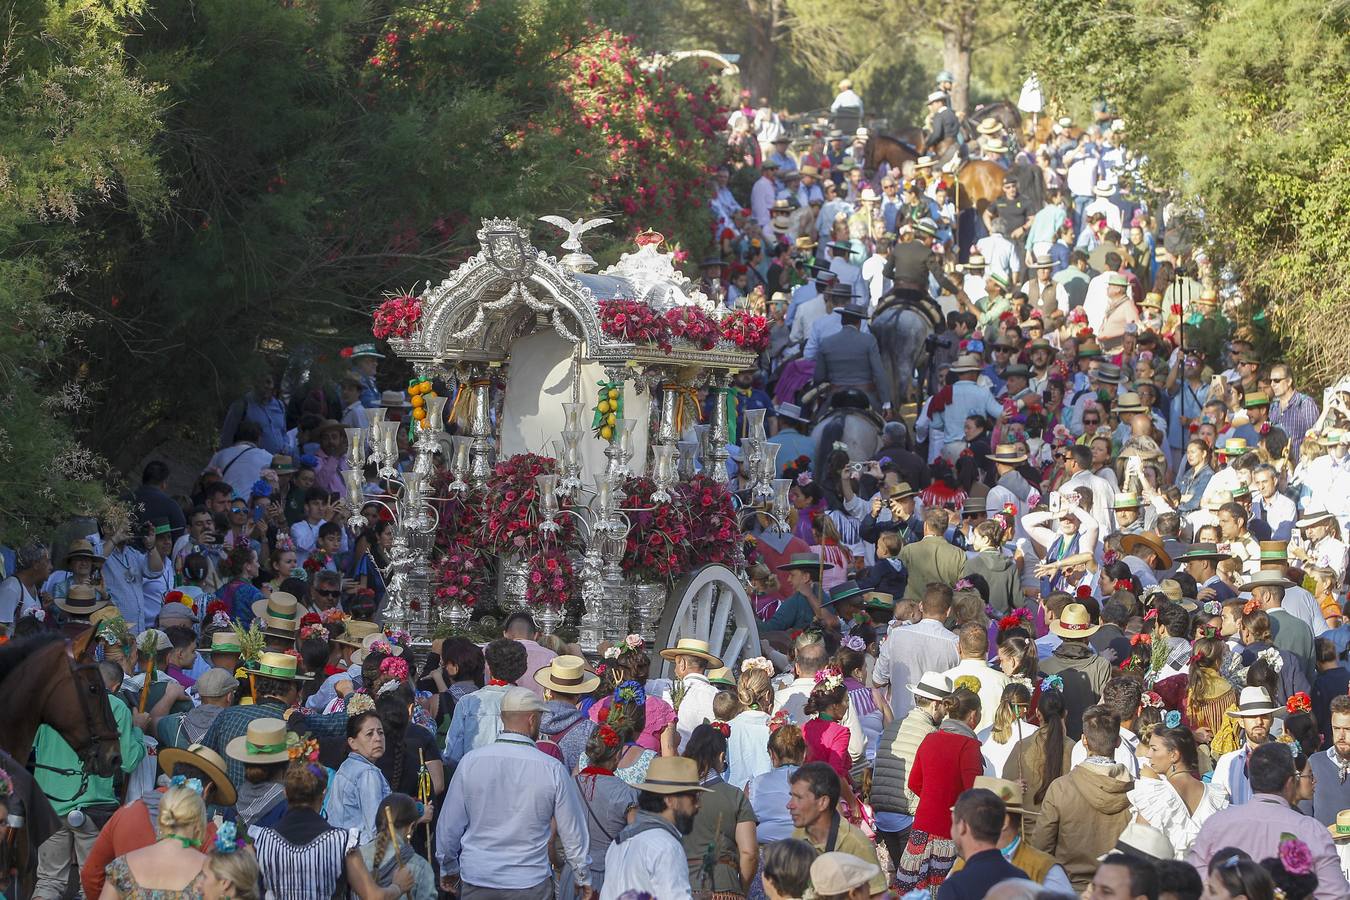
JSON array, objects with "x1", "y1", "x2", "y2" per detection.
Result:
[{"x1": 31, "y1": 657, "x2": 121, "y2": 803}]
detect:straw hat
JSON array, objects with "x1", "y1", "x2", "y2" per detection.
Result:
[
  {"x1": 1239, "y1": 570, "x2": 1295, "y2": 592},
  {"x1": 1218, "y1": 437, "x2": 1251, "y2": 456},
  {"x1": 210, "y1": 631, "x2": 243, "y2": 655},
  {"x1": 350, "y1": 630, "x2": 404, "y2": 666},
  {"x1": 976, "y1": 117, "x2": 1002, "y2": 135},
  {"x1": 1225, "y1": 686, "x2": 1281, "y2": 717},
  {"x1": 158, "y1": 742, "x2": 237, "y2": 807},
  {"x1": 1093, "y1": 181, "x2": 1116, "y2": 197},
  {"x1": 251, "y1": 591, "x2": 300, "y2": 625},
  {"x1": 960, "y1": 253, "x2": 987, "y2": 271},
  {"x1": 333, "y1": 620, "x2": 381, "y2": 649},
  {"x1": 55, "y1": 584, "x2": 109, "y2": 617},
  {"x1": 906, "y1": 671, "x2": 954, "y2": 702},
  {"x1": 1329, "y1": 810, "x2": 1350, "y2": 842},
  {"x1": 251, "y1": 651, "x2": 312, "y2": 682},
  {"x1": 987, "y1": 443, "x2": 1028, "y2": 465},
  {"x1": 863, "y1": 591, "x2": 894, "y2": 611},
  {"x1": 64, "y1": 539, "x2": 104, "y2": 567},
  {"x1": 810, "y1": 852, "x2": 881, "y2": 895},
  {"x1": 949, "y1": 352, "x2": 984, "y2": 374},
  {"x1": 886, "y1": 482, "x2": 919, "y2": 500},
  {"x1": 1115, "y1": 392, "x2": 1147, "y2": 414},
  {"x1": 707, "y1": 667, "x2": 736, "y2": 687},
  {"x1": 1296, "y1": 508, "x2": 1337, "y2": 529},
  {"x1": 1113, "y1": 491, "x2": 1142, "y2": 510},
  {"x1": 973, "y1": 776, "x2": 1023, "y2": 812},
  {"x1": 225, "y1": 718, "x2": 295, "y2": 765},
  {"x1": 632, "y1": 757, "x2": 712, "y2": 794},
  {"x1": 659, "y1": 637, "x2": 723, "y2": 668},
  {"x1": 1050, "y1": 603, "x2": 1099, "y2": 639},
  {"x1": 534, "y1": 655, "x2": 601, "y2": 695},
  {"x1": 982, "y1": 139, "x2": 1009, "y2": 154},
  {"x1": 1100, "y1": 821, "x2": 1174, "y2": 862}
]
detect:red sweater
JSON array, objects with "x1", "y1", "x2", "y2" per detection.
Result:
[
  {"x1": 908, "y1": 728, "x2": 983, "y2": 838},
  {"x1": 803, "y1": 718, "x2": 852, "y2": 781}
]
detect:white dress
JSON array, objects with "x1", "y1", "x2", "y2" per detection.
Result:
[
  {"x1": 1128, "y1": 776, "x2": 1229, "y2": 859},
  {"x1": 978, "y1": 723, "x2": 1038, "y2": 778}
]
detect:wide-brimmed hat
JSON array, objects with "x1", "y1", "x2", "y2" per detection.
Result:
[
  {"x1": 959, "y1": 253, "x2": 987, "y2": 271},
  {"x1": 1027, "y1": 338, "x2": 1055, "y2": 354},
  {"x1": 926, "y1": 90, "x2": 948, "y2": 104},
  {"x1": 1077, "y1": 339, "x2": 1103, "y2": 359},
  {"x1": 794, "y1": 235, "x2": 817, "y2": 251},
  {"x1": 64, "y1": 539, "x2": 104, "y2": 567},
  {"x1": 159, "y1": 742, "x2": 237, "y2": 807},
  {"x1": 837, "y1": 302, "x2": 870, "y2": 320},
  {"x1": 1115, "y1": 392, "x2": 1147, "y2": 413},
  {"x1": 1100, "y1": 821, "x2": 1174, "y2": 862},
  {"x1": 55, "y1": 584, "x2": 109, "y2": 617},
  {"x1": 824, "y1": 282, "x2": 854, "y2": 303},
  {"x1": 949, "y1": 352, "x2": 984, "y2": 374},
  {"x1": 1030, "y1": 254, "x2": 1054, "y2": 269},
  {"x1": 633, "y1": 756, "x2": 712, "y2": 794},
  {"x1": 1226, "y1": 686, "x2": 1281, "y2": 717},
  {"x1": 987, "y1": 443, "x2": 1027, "y2": 465},
  {"x1": 983, "y1": 139, "x2": 1009, "y2": 154},
  {"x1": 210, "y1": 631, "x2": 243, "y2": 655},
  {"x1": 1174, "y1": 542, "x2": 1232, "y2": 563},
  {"x1": 858, "y1": 187, "x2": 880, "y2": 203},
  {"x1": 1218, "y1": 437, "x2": 1250, "y2": 456},
  {"x1": 707, "y1": 666, "x2": 736, "y2": 687},
  {"x1": 976, "y1": 117, "x2": 1002, "y2": 135},
  {"x1": 1140, "y1": 291, "x2": 1163, "y2": 309},
  {"x1": 906, "y1": 671, "x2": 954, "y2": 702},
  {"x1": 349, "y1": 343, "x2": 385, "y2": 359},
  {"x1": 252, "y1": 591, "x2": 300, "y2": 626},
  {"x1": 1202, "y1": 490, "x2": 1234, "y2": 512},
  {"x1": 914, "y1": 218, "x2": 938, "y2": 237},
  {"x1": 333, "y1": 620, "x2": 381, "y2": 649},
  {"x1": 776, "y1": 552, "x2": 832, "y2": 573},
  {"x1": 961, "y1": 495, "x2": 988, "y2": 517},
  {"x1": 1093, "y1": 181, "x2": 1116, "y2": 197},
  {"x1": 1243, "y1": 391, "x2": 1270, "y2": 409},
  {"x1": 659, "y1": 637, "x2": 723, "y2": 668},
  {"x1": 356, "y1": 631, "x2": 403, "y2": 658},
  {"x1": 1093, "y1": 363, "x2": 1124, "y2": 384},
  {"x1": 799, "y1": 165, "x2": 819, "y2": 177},
  {"x1": 250, "y1": 651, "x2": 312, "y2": 682},
  {"x1": 1113, "y1": 491, "x2": 1142, "y2": 510},
  {"x1": 886, "y1": 482, "x2": 918, "y2": 500},
  {"x1": 225, "y1": 718, "x2": 295, "y2": 765},
  {"x1": 811, "y1": 852, "x2": 881, "y2": 896},
  {"x1": 776, "y1": 402, "x2": 809, "y2": 424},
  {"x1": 1120, "y1": 532, "x2": 1171, "y2": 569},
  {"x1": 973, "y1": 776, "x2": 1023, "y2": 812},
  {"x1": 822, "y1": 580, "x2": 864, "y2": 608},
  {"x1": 1239, "y1": 570, "x2": 1295, "y2": 592},
  {"x1": 378, "y1": 390, "x2": 411, "y2": 409},
  {"x1": 1296, "y1": 508, "x2": 1337, "y2": 529},
  {"x1": 1259, "y1": 540, "x2": 1289, "y2": 564},
  {"x1": 261, "y1": 613, "x2": 299, "y2": 643},
  {"x1": 1050, "y1": 603, "x2": 1099, "y2": 638},
  {"x1": 534, "y1": 655, "x2": 601, "y2": 695},
  {"x1": 1004, "y1": 363, "x2": 1031, "y2": 379},
  {"x1": 863, "y1": 591, "x2": 894, "y2": 611},
  {"x1": 915, "y1": 155, "x2": 936, "y2": 168},
  {"x1": 1329, "y1": 809, "x2": 1350, "y2": 842}
]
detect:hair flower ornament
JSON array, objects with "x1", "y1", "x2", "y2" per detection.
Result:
[
  {"x1": 1258, "y1": 646, "x2": 1284, "y2": 673},
  {"x1": 768, "y1": 709, "x2": 792, "y2": 733},
  {"x1": 603, "y1": 646, "x2": 622, "y2": 659},
  {"x1": 841, "y1": 634, "x2": 866, "y2": 652},
  {"x1": 796, "y1": 472, "x2": 813, "y2": 486},
  {"x1": 169, "y1": 775, "x2": 204, "y2": 795},
  {"x1": 1286, "y1": 691, "x2": 1312, "y2": 715},
  {"x1": 299, "y1": 623, "x2": 328, "y2": 642},
  {"x1": 288, "y1": 737, "x2": 320, "y2": 762},
  {"x1": 598, "y1": 724, "x2": 620, "y2": 748},
  {"x1": 345, "y1": 693, "x2": 375, "y2": 717},
  {"x1": 1243, "y1": 598, "x2": 1261, "y2": 615},
  {"x1": 709, "y1": 721, "x2": 731, "y2": 738},
  {"x1": 1164, "y1": 710, "x2": 1182, "y2": 728},
  {"x1": 614, "y1": 680, "x2": 646, "y2": 707},
  {"x1": 1141, "y1": 691, "x2": 1164, "y2": 709},
  {"x1": 379, "y1": 656, "x2": 410, "y2": 681},
  {"x1": 1040, "y1": 674, "x2": 1064, "y2": 693},
  {"x1": 213, "y1": 820, "x2": 245, "y2": 854},
  {"x1": 623, "y1": 634, "x2": 644, "y2": 651},
  {"x1": 741, "y1": 657, "x2": 776, "y2": 677},
  {"x1": 812, "y1": 665, "x2": 843, "y2": 686}
]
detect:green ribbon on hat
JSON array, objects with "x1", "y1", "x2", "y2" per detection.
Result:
[
  {"x1": 268, "y1": 606, "x2": 296, "y2": 620},
  {"x1": 245, "y1": 739, "x2": 288, "y2": 755},
  {"x1": 213, "y1": 640, "x2": 242, "y2": 652},
  {"x1": 256, "y1": 660, "x2": 298, "y2": 678}
]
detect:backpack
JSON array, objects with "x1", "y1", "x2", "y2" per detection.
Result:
[{"x1": 536, "y1": 716, "x2": 586, "y2": 764}]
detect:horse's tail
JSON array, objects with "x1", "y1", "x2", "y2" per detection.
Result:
[{"x1": 816, "y1": 413, "x2": 847, "y2": 477}]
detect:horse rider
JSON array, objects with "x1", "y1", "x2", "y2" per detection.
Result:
[
  {"x1": 813, "y1": 301, "x2": 892, "y2": 416},
  {"x1": 923, "y1": 91, "x2": 964, "y2": 167},
  {"x1": 936, "y1": 70, "x2": 955, "y2": 97},
  {"x1": 881, "y1": 218, "x2": 968, "y2": 327}
]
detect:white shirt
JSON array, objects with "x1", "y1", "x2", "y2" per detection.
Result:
[
  {"x1": 829, "y1": 257, "x2": 864, "y2": 300},
  {"x1": 103, "y1": 544, "x2": 149, "y2": 631},
  {"x1": 205, "y1": 442, "x2": 274, "y2": 499},
  {"x1": 601, "y1": 819, "x2": 692, "y2": 900},
  {"x1": 941, "y1": 659, "x2": 1010, "y2": 733},
  {"x1": 437, "y1": 732, "x2": 591, "y2": 890},
  {"x1": 341, "y1": 401, "x2": 369, "y2": 431},
  {"x1": 873, "y1": 619, "x2": 959, "y2": 720},
  {"x1": 862, "y1": 253, "x2": 891, "y2": 307},
  {"x1": 673, "y1": 673, "x2": 718, "y2": 752},
  {"x1": 975, "y1": 234, "x2": 1022, "y2": 282},
  {"x1": 1084, "y1": 196, "x2": 1124, "y2": 234},
  {"x1": 1071, "y1": 727, "x2": 1141, "y2": 778},
  {"x1": 804, "y1": 313, "x2": 870, "y2": 360},
  {"x1": 1212, "y1": 744, "x2": 1258, "y2": 805},
  {"x1": 1082, "y1": 272, "x2": 1115, "y2": 333},
  {"x1": 290, "y1": 519, "x2": 324, "y2": 564},
  {"x1": 0, "y1": 577, "x2": 40, "y2": 626},
  {"x1": 830, "y1": 89, "x2": 863, "y2": 113},
  {"x1": 1062, "y1": 470, "x2": 1117, "y2": 533}
]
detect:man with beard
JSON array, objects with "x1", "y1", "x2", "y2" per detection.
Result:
[
  {"x1": 789, "y1": 762, "x2": 887, "y2": 897},
  {"x1": 438, "y1": 687, "x2": 592, "y2": 898},
  {"x1": 1211, "y1": 686, "x2": 1281, "y2": 805},
  {"x1": 601, "y1": 757, "x2": 707, "y2": 900}
]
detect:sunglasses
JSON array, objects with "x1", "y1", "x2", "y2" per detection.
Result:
[
  {"x1": 230, "y1": 506, "x2": 247, "y2": 514},
  {"x1": 316, "y1": 588, "x2": 340, "y2": 597}
]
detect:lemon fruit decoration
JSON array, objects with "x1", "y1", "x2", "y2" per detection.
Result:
[{"x1": 592, "y1": 380, "x2": 622, "y2": 441}]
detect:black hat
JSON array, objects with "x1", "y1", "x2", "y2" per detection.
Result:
[
  {"x1": 824, "y1": 282, "x2": 854, "y2": 301},
  {"x1": 837, "y1": 302, "x2": 871, "y2": 320}
]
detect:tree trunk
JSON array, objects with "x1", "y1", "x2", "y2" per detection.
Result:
[
  {"x1": 743, "y1": 0, "x2": 781, "y2": 103},
  {"x1": 941, "y1": 29, "x2": 973, "y2": 116}
]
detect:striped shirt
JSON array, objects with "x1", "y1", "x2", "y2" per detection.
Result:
[
  {"x1": 252, "y1": 807, "x2": 359, "y2": 899},
  {"x1": 1270, "y1": 391, "x2": 1320, "y2": 459}
]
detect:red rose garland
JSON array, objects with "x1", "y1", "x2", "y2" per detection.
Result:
[
  {"x1": 372, "y1": 293, "x2": 422, "y2": 340},
  {"x1": 720, "y1": 309, "x2": 770, "y2": 352}
]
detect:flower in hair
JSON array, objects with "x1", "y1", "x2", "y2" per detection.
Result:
[
  {"x1": 287, "y1": 737, "x2": 320, "y2": 762},
  {"x1": 768, "y1": 709, "x2": 792, "y2": 733},
  {"x1": 1040, "y1": 674, "x2": 1064, "y2": 693},
  {"x1": 709, "y1": 721, "x2": 731, "y2": 738},
  {"x1": 841, "y1": 634, "x2": 865, "y2": 652},
  {"x1": 299, "y1": 624, "x2": 328, "y2": 642},
  {"x1": 624, "y1": 634, "x2": 644, "y2": 650},
  {"x1": 1130, "y1": 633, "x2": 1152, "y2": 647},
  {"x1": 741, "y1": 657, "x2": 776, "y2": 677},
  {"x1": 377, "y1": 678, "x2": 402, "y2": 696},
  {"x1": 954, "y1": 578, "x2": 974, "y2": 592},
  {"x1": 1164, "y1": 710, "x2": 1182, "y2": 728},
  {"x1": 1075, "y1": 584, "x2": 1092, "y2": 600},
  {"x1": 953, "y1": 675, "x2": 981, "y2": 694},
  {"x1": 1202, "y1": 600, "x2": 1220, "y2": 616},
  {"x1": 1243, "y1": 598, "x2": 1261, "y2": 615},
  {"x1": 812, "y1": 665, "x2": 843, "y2": 685},
  {"x1": 796, "y1": 472, "x2": 813, "y2": 486},
  {"x1": 598, "y1": 725, "x2": 620, "y2": 748},
  {"x1": 1141, "y1": 691, "x2": 1164, "y2": 709},
  {"x1": 379, "y1": 656, "x2": 410, "y2": 681},
  {"x1": 1286, "y1": 691, "x2": 1312, "y2": 715},
  {"x1": 213, "y1": 820, "x2": 241, "y2": 854},
  {"x1": 1258, "y1": 646, "x2": 1283, "y2": 673},
  {"x1": 346, "y1": 693, "x2": 375, "y2": 716},
  {"x1": 385, "y1": 628, "x2": 412, "y2": 648},
  {"x1": 614, "y1": 680, "x2": 646, "y2": 707},
  {"x1": 169, "y1": 775, "x2": 204, "y2": 795},
  {"x1": 603, "y1": 646, "x2": 622, "y2": 659},
  {"x1": 367, "y1": 638, "x2": 394, "y2": 656},
  {"x1": 594, "y1": 663, "x2": 607, "y2": 677}
]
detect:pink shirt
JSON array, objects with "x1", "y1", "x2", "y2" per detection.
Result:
[
  {"x1": 516, "y1": 640, "x2": 557, "y2": 699},
  {"x1": 587, "y1": 696, "x2": 677, "y2": 752},
  {"x1": 1187, "y1": 794, "x2": 1349, "y2": 899}
]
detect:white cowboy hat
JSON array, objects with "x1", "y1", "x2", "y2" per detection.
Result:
[{"x1": 906, "y1": 671, "x2": 954, "y2": 702}]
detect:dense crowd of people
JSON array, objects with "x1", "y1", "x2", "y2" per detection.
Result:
[{"x1": 1, "y1": 72, "x2": 1350, "y2": 900}]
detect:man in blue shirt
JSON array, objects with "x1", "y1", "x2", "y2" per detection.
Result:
[
  {"x1": 219, "y1": 373, "x2": 289, "y2": 455},
  {"x1": 771, "y1": 403, "x2": 815, "y2": 466},
  {"x1": 348, "y1": 344, "x2": 384, "y2": 408}
]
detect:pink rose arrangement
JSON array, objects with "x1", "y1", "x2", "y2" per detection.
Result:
[
  {"x1": 480, "y1": 453, "x2": 576, "y2": 554},
  {"x1": 719, "y1": 309, "x2": 770, "y2": 352},
  {"x1": 599, "y1": 299, "x2": 669, "y2": 349},
  {"x1": 524, "y1": 545, "x2": 578, "y2": 607},
  {"x1": 662, "y1": 305, "x2": 719, "y2": 350},
  {"x1": 372, "y1": 293, "x2": 422, "y2": 340},
  {"x1": 679, "y1": 473, "x2": 740, "y2": 569},
  {"x1": 619, "y1": 476, "x2": 694, "y2": 582}
]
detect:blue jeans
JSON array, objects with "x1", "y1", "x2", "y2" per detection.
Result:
[{"x1": 1073, "y1": 195, "x2": 1092, "y2": 232}]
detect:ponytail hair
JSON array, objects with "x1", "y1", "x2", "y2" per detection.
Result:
[
  {"x1": 941, "y1": 687, "x2": 981, "y2": 723},
  {"x1": 157, "y1": 784, "x2": 207, "y2": 846},
  {"x1": 1033, "y1": 688, "x2": 1067, "y2": 804},
  {"x1": 990, "y1": 682, "x2": 1033, "y2": 744},
  {"x1": 371, "y1": 793, "x2": 419, "y2": 876},
  {"x1": 804, "y1": 678, "x2": 848, "y2": 717},
  {"x1": 736, "y1": 668, "x2": 774, "y2": 712}
]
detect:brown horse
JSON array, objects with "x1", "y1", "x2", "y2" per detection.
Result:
[
  {"x1": 949, "y1": 160, "x2": 1007, "y2": 213},
  {"x1": 0, "y1": 632, "x2": 121, "y2": 778},
  {"x1": 865, "y1": 134, "x2": 919, "y2": 177}
]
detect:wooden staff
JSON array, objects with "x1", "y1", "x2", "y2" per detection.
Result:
[
  {"x1": 417, "y1": 749, "x2": 433, "y2": 857},
  {"x1": 383, "y1": 806, "x2": 407, "y2": 884},
  {"x1": 137, "y1": 635, "x2": 156, "y2": 713}
]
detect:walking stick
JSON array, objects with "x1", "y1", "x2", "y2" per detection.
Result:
[
  {"x1": 136, "y1": 631, "x2": 157, "y2": 713},
  {"x1": 384, "y1": 806, "x2": 408, "y2": 885},
  {"x1": 417, "y1": 749, "x2": 433, "y2": 858}
]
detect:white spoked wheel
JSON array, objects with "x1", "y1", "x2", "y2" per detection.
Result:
[{"x1": 656, "y1": 564, "x2": 758, "y2": 678}]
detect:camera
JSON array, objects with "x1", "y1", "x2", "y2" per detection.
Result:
[{"x1": 924, "y1": 334, "x2": 953, "y2": 353}]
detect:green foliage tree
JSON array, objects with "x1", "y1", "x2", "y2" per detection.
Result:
[
  {"x1": 1019, "y1": 0, "x2": 1350, "y2": 387},
  {"x1": 0, "y1": 0, "x2": 165, "y2": 540}
]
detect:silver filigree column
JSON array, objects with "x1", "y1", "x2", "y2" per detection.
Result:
[
  {"x1": 467, "y1": 374, "x2": 494, "y2": 488},
  {"x1": 706, "y1": 373, "x2": 731, "y2": 484}
]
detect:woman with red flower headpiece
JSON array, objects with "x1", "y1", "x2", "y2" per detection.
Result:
[{"x1": 559, "y1": 725, "x2": 636, "y2": 900}]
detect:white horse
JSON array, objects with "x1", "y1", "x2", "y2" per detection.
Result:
[{"x1": 872, "y1": 302, "x2": 934, "y2": 406}]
